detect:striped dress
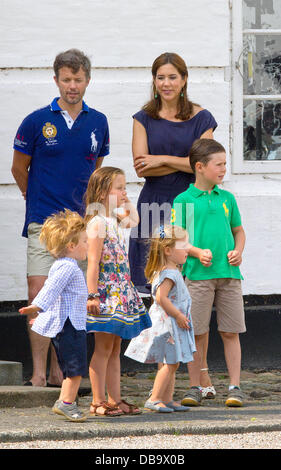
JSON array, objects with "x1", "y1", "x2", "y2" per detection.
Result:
[{"x1": 86, "y1": 215, "x2": 151, "y2": 339}]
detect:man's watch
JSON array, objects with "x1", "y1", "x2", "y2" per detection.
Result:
[{"x1": 88, "y1": 293, "x2": 100, "y2": 300}]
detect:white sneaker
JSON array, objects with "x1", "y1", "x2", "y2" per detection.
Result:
[{"x1": 201, "y1": 385, "x2": 216, "y2": 399}]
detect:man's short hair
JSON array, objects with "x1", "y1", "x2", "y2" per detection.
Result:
[{"x1": 53, "y1": 49, "x2": 91, "y2": 80}]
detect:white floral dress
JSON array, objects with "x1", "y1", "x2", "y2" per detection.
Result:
[
  {"x1": 124, "y1": 268, "x2": 196, "y2": 364},
  {"x1": 86, "y1": 215, "x2": 151, "y2": 339}
]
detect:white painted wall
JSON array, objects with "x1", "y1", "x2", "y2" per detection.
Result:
[{"x1": 0, "y1": 0, "x2": 280, "y2": 300}]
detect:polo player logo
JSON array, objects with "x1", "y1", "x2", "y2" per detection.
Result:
[
  {"x1": 91, "y1": 130, "x2": 98, "y2": 153},
  {"x1": 223, "y1": 202, "x2": 229, "y2": 217}
]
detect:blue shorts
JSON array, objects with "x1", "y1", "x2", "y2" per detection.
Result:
[{"x1": 51, "y1": 318, "x2": 87, "y2": 379}]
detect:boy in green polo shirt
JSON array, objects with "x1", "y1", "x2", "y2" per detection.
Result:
[{"x1": 172, "y1": 138, "x2": 246, "y2": 407}]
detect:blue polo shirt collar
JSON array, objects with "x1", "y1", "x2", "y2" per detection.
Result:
[
  {"x1": 50, "y1": 97, "x2": 89, "y2": 112},
  {"x1": 188, "y1": 183, "x2": 220, "y2": 198}
]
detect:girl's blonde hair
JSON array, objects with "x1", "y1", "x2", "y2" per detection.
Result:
[
  {"x1": 39, "y1": 209, "x2": 87, "y2": 258},
  {"x1": 145, "y1": 224, "x2": 188, "y2": 282},
  {"x1": 84, "y1": 166, "x2": 125, "y2": 223}
]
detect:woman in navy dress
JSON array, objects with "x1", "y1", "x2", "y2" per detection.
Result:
[
  {"x1": 128, "y1": 52, "x2": 218, "y2": 397},
  {"x1": 129, "y1": 52, "x2": 217, "y2": 292}
]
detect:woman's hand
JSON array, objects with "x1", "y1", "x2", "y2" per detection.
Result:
[
  {"x1": 87, "y1": 298, "x2": 100, "y2": 315},
  {"x1": 134, "y1": 154, "x2": 166, "y2": 174}
]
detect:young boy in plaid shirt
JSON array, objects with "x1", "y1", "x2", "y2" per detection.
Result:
[{"x1": 19, "y1": 209, "x2": 89, "y2": 421}]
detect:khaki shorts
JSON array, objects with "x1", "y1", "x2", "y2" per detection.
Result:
[
  {"x1": 27, "y1": 223, "x2": 55, "y2": 277},
  {"x1": 185, "y1": 278, "x2": 246, "y2": 335},
  {"x1": 27, "y1": 223, "x2": 87, "y2": 277}
]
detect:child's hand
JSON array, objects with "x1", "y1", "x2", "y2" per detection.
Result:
[
  {"x1": 19, "y1": 305, "x2": 40, "y2": 325},
  {"x1": 175, "y1": 312, "x2": 190, "y2": 330},
  {"x1": 227, "y1": 249, "x2": 242, "y2": 266},
  {"x1": 199, "y1": 249, "x2": 212, "y2": 267},
  {"x1": 87, "y1": 298, "x2": 100, "y2": 315},
  {"x1": 121, "y1": 195, "x2": 130, "y2": 205},
  {"x1": 19, "y1": 305, "x2": 39, "y2": 316},
  {"x1": 120, "y1": 197, "x2": 132, "y2": 216}
]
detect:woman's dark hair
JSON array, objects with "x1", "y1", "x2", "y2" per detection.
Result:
[
  {"x1": 143, "y1": 52, "x2": 197, "y2": 121},
  {"x1": 189, "y1": 139, "x2": 226, "y2": 173},
  {"x1": 53, "y1": 49, "x2": 91, "y2": 80}
]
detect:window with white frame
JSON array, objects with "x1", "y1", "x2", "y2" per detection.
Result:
[{"x1": 232, "y1": 0, "x2": 281, "y2": 173}]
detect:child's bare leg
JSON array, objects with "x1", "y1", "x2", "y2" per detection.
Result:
[
  {"x1": 106, "y1": 335, "x2": 122, "y2": 406},
  {"x1": 219, "y1": 332, "x2": 241, "y2": 386},
  {"x1": 89, "y1": 332, "x2": 115, "y2": 414},
  {"x1": 150, "y1": 364, "x2": 177, "y2": 407},
  {"x1": 106, "y1": 336, "x2": 139, "y2": 413},
  {"x1": 187, "y1": 333, "x2": 208, "y2": 387},
  {"x1": 199, "y1": 332, "x2": 212, "y2": 387},
  {"x1": 59, "y1": 376, "x2": 81, "y2": 403},
  {"x1": 162, "y1": 363, "x2": 179, "y2": 404}
]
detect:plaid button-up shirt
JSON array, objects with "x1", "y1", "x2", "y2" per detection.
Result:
[{"x1": 31, "y1": 257, "x2": 88, "y2": 338}]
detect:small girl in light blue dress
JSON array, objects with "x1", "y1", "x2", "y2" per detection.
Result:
[{"x1": 125, "y1": 224, "x2": 196, "y2": 413}]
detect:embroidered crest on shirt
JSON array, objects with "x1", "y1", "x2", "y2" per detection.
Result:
[
  {"x1": 43, "y1": 122, "x2": 57, "y2": 139},
  {"x1": 90, "y1": 130, "x2": 98, "y2": 153}
]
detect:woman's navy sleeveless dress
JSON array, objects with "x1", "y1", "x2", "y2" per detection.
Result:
[{"x1": 128, "y1": 109, "x2": 217, "y2": 293}]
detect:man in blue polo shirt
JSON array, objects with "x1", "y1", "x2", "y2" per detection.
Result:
[{"x1": 11, "y1": 49, "x2": 110, "y2": 388}]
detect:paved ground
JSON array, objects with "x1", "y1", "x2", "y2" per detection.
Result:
[
  {"x1": 0, "y1": 369, "x2": 281, "y2": 445},
  {"x1": 1, "y1": 432, "x2": 281, "y2": 449}
]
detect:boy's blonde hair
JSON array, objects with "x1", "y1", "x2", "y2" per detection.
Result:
[
  {"x1": 145, "y1": 224, "x2": 188, "y2": 283},
  {"x1": 39, "y1": 209, "x2": 87, "y2": 258},
  {"x1": 84, "y1": 166, "x2": 125, "y2": 223}
]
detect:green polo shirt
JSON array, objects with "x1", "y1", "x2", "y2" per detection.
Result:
[{"x1": 172, "y1": 184, "x2": 243, "y2": 281}]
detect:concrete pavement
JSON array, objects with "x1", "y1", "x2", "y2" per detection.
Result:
[{"x1": 0, "y1": 370, "x2": 281, "y2": 443}]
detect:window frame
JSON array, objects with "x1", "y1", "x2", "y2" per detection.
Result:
[{"x1": 232, "y1": 0, "x2": 281, "y2": 173}]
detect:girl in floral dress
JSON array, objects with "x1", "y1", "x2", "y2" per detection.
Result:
[
  {"x1": 125, "y1": 224, "x2": 196, "y2": 413},
  {"x1": 85, "y1": 167, "x2": 151, "y2": 417}
]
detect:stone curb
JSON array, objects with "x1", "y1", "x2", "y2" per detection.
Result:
[
  {"x1": 1, "y1": 419, "x2": 281, "y2": 443},
  {"x1": 0, "y1": 386, "x2": 60, "y2": 408}
]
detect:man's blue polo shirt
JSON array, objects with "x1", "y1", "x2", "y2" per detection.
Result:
[{"x1": 13, "y1": 98, "x2": 110, "y2": 237}]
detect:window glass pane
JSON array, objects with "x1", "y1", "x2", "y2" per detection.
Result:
[
  {"x1": 244, "y1": 100, "x2": 281, "y2": 160},
  {"x1": 243, "y1": 34, "x2": 281, "y2": 94},
  {"x1": 243, "y1": 0, "x2": 281, "y2": 29}
]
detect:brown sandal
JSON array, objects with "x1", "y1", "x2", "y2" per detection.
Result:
[
  {"x1": 117, "y1": 399, "x2": 142, "y2": 415},
  {"x1": 90, "y1": 401, "x2": 124, "y2": 417}
]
